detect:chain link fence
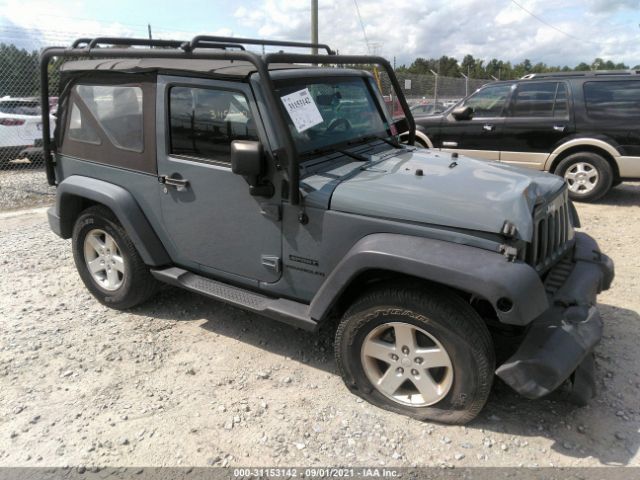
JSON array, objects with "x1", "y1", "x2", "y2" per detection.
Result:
[
  {"x1": 0, "y1": 26, "x2": 490, "y2": 211},
  {"x1": 0, "y1": 27, "x2": 75, "y2": 210},
  {"x1": 377, "y1": 70, "x2": 488, "y2": 117}
]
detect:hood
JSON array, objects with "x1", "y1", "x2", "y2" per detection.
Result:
[{"x1": 329, "y1": 148, "x2": 565, "y2": 241}]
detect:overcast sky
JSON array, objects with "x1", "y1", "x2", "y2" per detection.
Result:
[{"x1": 1, "y1": 0, "x2": 639, "y2": 67}]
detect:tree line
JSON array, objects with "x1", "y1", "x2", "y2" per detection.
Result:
[
  {"x1": 0, "y1": 43, "x2": 62, "y2": 97},
  {"x1": 397, "y1": 54, "x2": 637, "y2": 79},
  {"x1": 1, "y1": 42, "x2": 639, "y2": 98}
]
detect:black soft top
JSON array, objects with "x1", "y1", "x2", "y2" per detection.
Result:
[{"x1": 60, "y1": 58, "x2": 322, "y2": 80}]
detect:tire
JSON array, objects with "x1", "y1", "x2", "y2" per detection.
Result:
[
  {"x1": 555, "y1": 152, "x2": 613, "y2": 202},
  {"x1": 72, "y1": 205, "x2": 159, "y2": 310},
  {"x1": 400, "y1": 135, "x2": 429, "y2": 148},
  {"x1": 413, "y1": 137, "x2": 429, "y2": 148},
  {"x1": 335, "y1": 282, "x2": 495, "y2": 424}
]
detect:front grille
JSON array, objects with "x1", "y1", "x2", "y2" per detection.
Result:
[{"x1": 526, "y1": 187, "x2": 575, "y2": 273}]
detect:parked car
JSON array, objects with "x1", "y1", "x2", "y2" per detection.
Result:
[
  {"x1": 403, "y1": 71, "x2": 640, "y2": 201},
  {"x1": 383, "y1": 94, "x2": 404, "y2": 118},
  {"x1": 0, "y1": 96, "x2": 54, "y2": 166},
  {"x1": 410, "y1": 101, "x2": 445, "y2": 116},
  {"x1": 43, "y1": 36, "x2": 613, "y2": 424}
]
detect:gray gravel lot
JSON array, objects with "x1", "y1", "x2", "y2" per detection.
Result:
[
  {"x1": 0, "y1": 184, "x2": 639, "y2": 468},
  {"x1": 0, "y1": 168, "x2": 55, "y2": 211}
]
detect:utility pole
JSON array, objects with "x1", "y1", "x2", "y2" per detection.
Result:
[
  {"x1": 147, "y1": 24, "x2": 152, "y2": 40},
  {"x1": 311, "y1": 0, "x2": 318, "y2": 55},
  {"x1": 460, "y1": 72, "x2": 469, "y2": 97},
  {"x1": 430, "y1": 69, "x2": 438, "y2": 107}
]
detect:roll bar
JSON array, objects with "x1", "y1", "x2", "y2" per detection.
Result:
[{"x1": 39, "y1": 35, "x2": 416, "y2": 205}]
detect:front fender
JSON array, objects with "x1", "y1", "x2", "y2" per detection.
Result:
[
  {"x1": 52, "y1": 175, "x2": 170, "y2": 266},
  {"x1": 309, "y1": 233, "x2": 548, "y2": 326}
]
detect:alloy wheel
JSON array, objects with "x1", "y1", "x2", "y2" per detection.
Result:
[
  {"x1": 564, "y1": 162, "x2": 599, "y2": 194},
  {"x1": 360, "y1": 322, "x2": 454, "y2": 407},
  {"x1": 83, "y1": 229, "x2": 125, "y2": 291}
]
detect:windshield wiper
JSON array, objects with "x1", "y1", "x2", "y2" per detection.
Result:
[
  {"x1": 302, "y1": 144, "x2": 369, "y2": 161},
  {"x1": 335, "y1": 148, "x2": 369, "y2": 162},
  {"x1": 302, "y1": 146, "x2": 338, "y2": 158},
  {"x1": 347, "y1": 134, "x2": 402, "y2": 149}
]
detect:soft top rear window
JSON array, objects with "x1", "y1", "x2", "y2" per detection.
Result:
[{"x1": 75, "y1": 85, "x2": 144, "y2": 152}]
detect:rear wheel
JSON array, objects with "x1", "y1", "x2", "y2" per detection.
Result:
[
  {"x1": 413, "y1": 137, "x2": 429, "y2": 148},
  {"x1": 72, "y1": 205, "x2": 159, "y2": 309},
  {"x1": 555, "y1": 152, "x2": 613, "y2": 202},
  {"x1": 401, "y1": 135, "x2": 429, "y2": 148},
  {"x1": 335, "y1": 283, "x2": 495, "y2": 424}
]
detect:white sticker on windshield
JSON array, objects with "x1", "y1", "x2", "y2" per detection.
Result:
[{"x1": 280, "y1": 88, "x2": 324, "y2": 133}]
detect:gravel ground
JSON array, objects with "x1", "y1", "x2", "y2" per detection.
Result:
[
  {"x1": 0, "y1": 184, "x2": 639, "y2": 468},
  {"x1": 0, "y1": 168, "x2": 55, "y2": 211}
]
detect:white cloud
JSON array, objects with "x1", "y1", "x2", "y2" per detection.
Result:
[
  {"x1": 232, "y1": 0, "x2": 640, "y2": 67},
  {"x1": 1, "y1": 0, "x2": 638, "y2": 67}
]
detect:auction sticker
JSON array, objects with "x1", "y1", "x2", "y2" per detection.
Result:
[{"x1": 280, "y1": 88, "x2": 324, "y2": 133}]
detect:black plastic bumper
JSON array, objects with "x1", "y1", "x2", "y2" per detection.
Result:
[
  {"x1": 495, "y1": 232, "x2": 614, "y2": 400},
  {"x1": 47, "y1": 207, "x2": 63, "y2": 238}
]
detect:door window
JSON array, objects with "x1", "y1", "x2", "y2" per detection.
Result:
[
  {"x1": 462, "y1": 84, "x2": 511, "y2": 117},
  {"x1": 169, "y1": 86, "x2": 258, "y2": 162},
  {"x1": 511, "y1": 82, "x2": 569, "y2": 118}
]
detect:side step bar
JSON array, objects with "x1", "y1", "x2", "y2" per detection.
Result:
[{"x1": 150, "y1": 267, "x2": 318, "y2": 332}]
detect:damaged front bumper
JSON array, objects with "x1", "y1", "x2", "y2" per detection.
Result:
[{"x1": 495, "y1": 232, "x2": 614, "y2": 402}]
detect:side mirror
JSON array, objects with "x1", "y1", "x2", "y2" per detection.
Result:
[
  {"x1": 451, "y1": 106, "x2": 473, "y2": 121},
  {"x1": 230, "y1": 140, "x2": 273, "y2": 197},
  {"x1": 231, "y1": 140, "x2": 263, "y2": 176}
]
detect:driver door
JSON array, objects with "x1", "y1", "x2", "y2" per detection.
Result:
[
  {"x1": 156, "y1": 76, "x2": 282, "y2": 283},
  {"x1": 439, "y1": 83, "x2": 513, "y2": 160}
]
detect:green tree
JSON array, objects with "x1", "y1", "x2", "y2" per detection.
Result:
[{"x1": 0, "y1": 43, "x2": 39, "y2": 97}]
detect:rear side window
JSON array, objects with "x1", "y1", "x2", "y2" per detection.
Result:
[
  {"x1": 511, "y1": 82, "x2": 569, "y2": 118},
  {"x1": 67, "y1": 103, "x2": 101, "y2": 145},
  {"x1": 75, "y1": 85, "x2": 144, "y2": 152},
  {"x1": 168, "y1": 86, "x2": 258, "y2": 163},
  {"x1": 584, "y1": 81, "x2": 640, "y2": 119}
]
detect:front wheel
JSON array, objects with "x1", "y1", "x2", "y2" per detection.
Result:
[
  {"x1": 72, "y1": 205, "x2": 159, "y2": 310},
  {"x1": 555, "y1": 152, "x2": 613, "y2": 202},
  {"x1": 335, "y1": 283, "x2": 495, "y2": 424}
]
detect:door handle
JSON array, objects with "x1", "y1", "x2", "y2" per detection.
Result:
[
  {"x1": 160, "y1": 175, "x2": 189, "y2": 191},
  {"x1": 553, "y1": 125, "x2": 567, "y2": 132},
  {"x1": 483, "y1": 124, "x2": 495, "y2": 132}
]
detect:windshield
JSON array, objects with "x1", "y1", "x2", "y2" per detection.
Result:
[{"x1": 276, "y1": 76, "x2": 390, "y2": 155}]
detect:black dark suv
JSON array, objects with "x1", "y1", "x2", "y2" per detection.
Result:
[{"x1": 404, "y1": 71, "x2": 640, "y2": 201}]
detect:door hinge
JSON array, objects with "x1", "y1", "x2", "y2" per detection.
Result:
[
  {"x1": 261, "y1": 255, "x2": 281, "y2": 273},
  {"x1": 260, "y1": 203, "x2": 282, "y2": 221}
]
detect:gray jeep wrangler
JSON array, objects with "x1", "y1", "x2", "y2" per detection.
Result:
[{"x1": 40, "y1": 36, "x2": 614, "y2": 424}]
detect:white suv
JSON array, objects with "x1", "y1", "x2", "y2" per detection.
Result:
[{"x1": 0, "y1": 97, "x2": 54, "y2": 165}]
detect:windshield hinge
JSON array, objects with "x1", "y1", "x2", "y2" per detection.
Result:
[
  {"x1": 501, "y1": 220, "x2": 518, "y2": 238},
  {"x1": 500, "y1": 244, "x2": 519, "y2": 262}
]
